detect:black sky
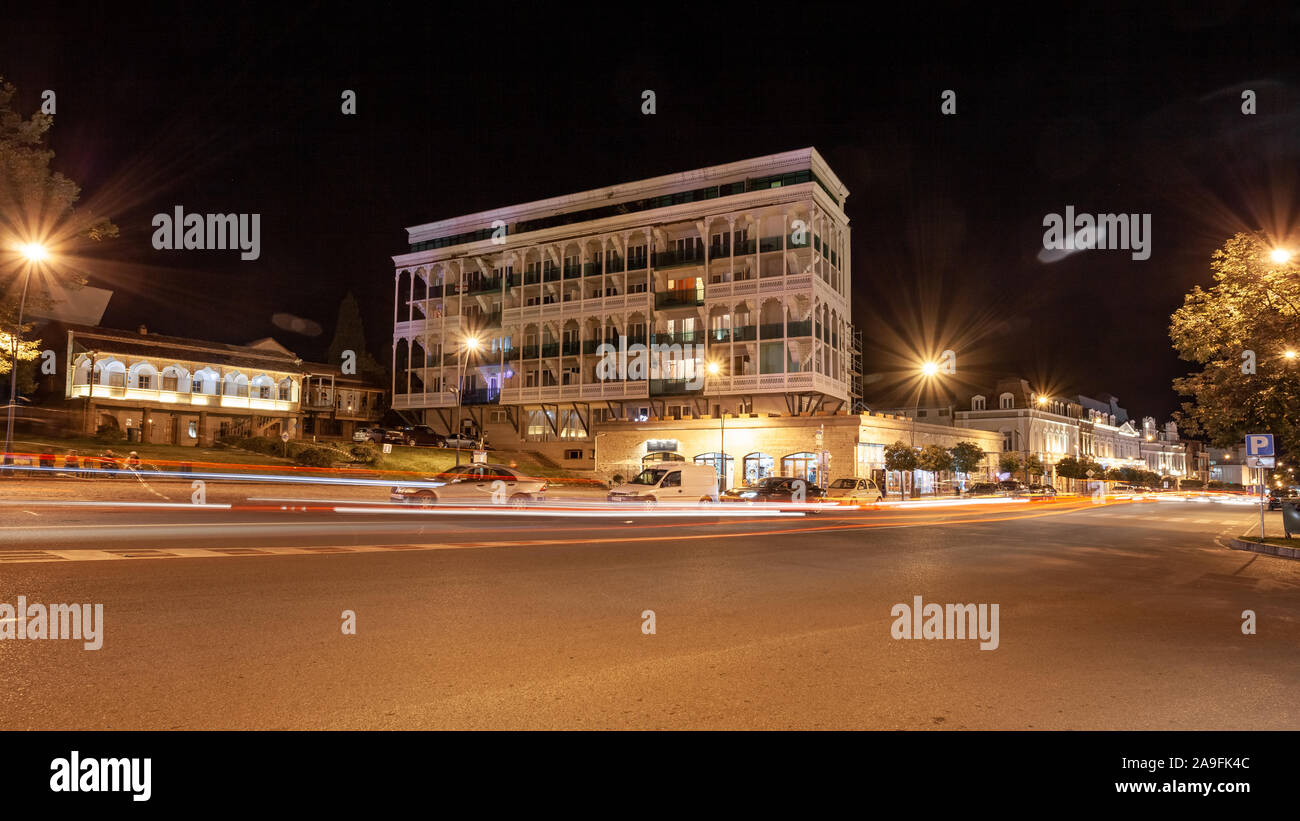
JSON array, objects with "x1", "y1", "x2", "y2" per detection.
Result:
[{"x1": 4, "y1": 3, "x2": 1300, "y2": 420}]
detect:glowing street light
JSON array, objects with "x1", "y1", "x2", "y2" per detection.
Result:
[
  {"x1": 1285, "y1": 350, "x2": 1297, "y2": 360},
  {"x1": 1272, "y1": 248, "x2": 1293, "y2": 264},
  {"x1": 5, "y1": 243, "x2": 51, "y2": 468},
  {"x1": 704, "y1": 359, "x2": 727, "y2": 490},
  {"x1": 453, "y1": 333, "x2": 484, "y2": 466},
  {"x1": 921, "y1": 361, "x2": 939, "y2": 377}
]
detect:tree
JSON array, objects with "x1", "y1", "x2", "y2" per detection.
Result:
[
  {"x1": 1025, "y1": 454, "x2": 1045, "y2": 479},
  {"x1": 327, "y1": 292, "x2": 386, "y2": 381},
  {"x1": 0, "y1": 77, "x2": 116, "y2": 393},
  {"x1": 918, "y1": 444, "x2": 953, "y2": 495},
  {"x1": 949, "y1": 441, "x2": 985, "y2": 488},
  {"x1": 1055, "y1": 456, "x2": 1083, "y2": 481},
  {"x1": 884, "y1": 440, "x2": 917, "y2": 500},
  {"x1": 999, "y1": 453, "x2": 1022, "y2": 476},
  {"x1": 1170, "y1": 232, "x2": 1300, "y2": 463}
]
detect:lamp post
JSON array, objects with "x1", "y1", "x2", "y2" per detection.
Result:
[
  {"x1": 454, "y1": 334, "x2": 482, "y2": 468},
  {"x1": 1024, "y1": 393, "x2": 1048, "y2": 484},
  {"x1": 706, "y1": 359, "x2": 726, "y2": 491},
  {"x1": 4, "y1": 244, "x2": 47, "y2": 469},
  {"x1": 908, "y1": 361, "x2": 940, "y2": 498}
]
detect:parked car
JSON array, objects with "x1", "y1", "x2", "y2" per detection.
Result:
[
  {"x1": 390, "y1": 464, "x2": 546, "y2": 507},
  {"x1": 826, "y1": 477, "x2": 883, "y2": 503},
  {"x1": 997, "y1": 480, "x2": 1029, "y2": 495},
  {"x1": 720, "y1": 476, "x2": 827, "y2": 505},
  {"x1": 443, "y1": 433, "x2": 489, "y2": 450},
  {"x1": 964, "y1": 482, "x2": 1003, "y2": 497},
  {"x1": 607, "y1": 463, "x2": 719, "y2": 504},
  {"x1": 1267, "y1": 488, "x2": 1299, "y2": 511},
  {"x1": 1023, "y1": 484, "x2": 1057, "y2": 497},
  {"x1": 399, "y1": 425, "x2": 446, "y2": 447},
  {"x1": 353, "y1": 426, "x2": 378, "y2": 443}
]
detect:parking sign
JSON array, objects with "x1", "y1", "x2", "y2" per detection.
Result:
[{"x1": 1245, "y1": 434, "x2": 1274, "y2": 457}]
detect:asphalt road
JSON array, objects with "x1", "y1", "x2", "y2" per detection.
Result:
[{"x1": 0, "y1": 480, "x2": 1295, "y2": 729}]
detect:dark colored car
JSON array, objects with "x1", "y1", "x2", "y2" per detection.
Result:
[
  {"x1": 964, "y1": 482, "x2": 1002, "y2": 497},
  {"x1": 1023, "y1": 484, "x2": 1057, "y2": 497},
  {"x1": 1267, "y1": 489, "x2": 1298, "y2": 511},
  {"x1": 721, "y1": 476, "x2": 827, "y2": 504},
  {"x1": 399, "y1": 425, "x2": 446, "y2": 447},
  {"x1": 997, "y1": 480, "x2": 1029, "y2": 495}
]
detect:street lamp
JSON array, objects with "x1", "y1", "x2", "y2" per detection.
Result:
[
  {"x1": 706, "y1": 360, "x2": 727, "y2": 491},
  {"x1": 1023, "y1": 393, "x2": 1048, "y2": 484},
  {"x1": 4, "y1": 243, "x2": 48, "y2": 468},
  {"x1": 453, "y1": 334, "x2": 482, "y2": 467},
  {"x1": 1271, "y1": 248, "x2": 1293, "y2": 264}
]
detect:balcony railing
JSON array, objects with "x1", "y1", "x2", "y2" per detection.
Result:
[
  {"x1": 649, "y1": 378, "x2": 701, "y2": 395},
  {"x1": 787, "y1": 319, "x2": 813, "y2": 337},
  {"x1": 460, "y1": 388, "x2": 500, "y2": 405},
  {"x1": 563, "y1": 265, "x2": 581, "y2": 280},
  {"x1": 655, "y1": 291, "x2": 703, "y2": 309},
  {"x1": 652, "y1": 249, "x2": 706, "y2": 269},
  {"x1": 583, "y1": 262, "x2": 603, "y2": 277},
  {"x1": 465, "y1": 276, "x2": 502, "y2": 294},
  {"x1": 652, "y1": 330, "x2": 702, "y2": 346},
  {"x1": 561, "y1": 341, "x2": 581, "y2": 356},
  {"x1": 759, "y1": 322, "x2": 785, "y2": 338},
  {"x1": 732, "y1": 325, "x2": 757, "y2": 341}
]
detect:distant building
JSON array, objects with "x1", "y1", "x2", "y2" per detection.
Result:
[
  {"x1": 1138, "y1": 417, "x2": 1188, "y2": 481},
  {"x1": 953, "y1": 378, "x2": 1081, "y2": 484},
  {"x1": 27, "y1": 323, "x2": 385, "y2": 446}
]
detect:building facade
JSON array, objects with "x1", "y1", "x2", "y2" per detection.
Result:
[
  {"x1": 953, "y1": 379, "x2": 1081, "y2": 484},
  {"x1": 1138, "y1": 417, "x2": 1188, "y2": 481},
  {"x1": 30, "y1": 324, "x2": 385, "y2": 446},
  {"x1": 593, "y1": 410, "x2": 1003, "y2": 495},
  {"x1": 389, "y1": 148, "x2": 857, "y2": 467}
]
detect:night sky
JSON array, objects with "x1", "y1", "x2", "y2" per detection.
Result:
[{"x1": 5, "y1": 3, "x2": 1300, "y2": 420}]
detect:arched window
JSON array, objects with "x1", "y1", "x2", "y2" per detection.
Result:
[
  {"x1": 128, "y1": 362, "x2": 158, "y2": 390},
  {"x1": 999, "y1": 392, "x2": 1014, "y2": 410},
  {"x1": 250, "y1": 374, "x2": 275, "y2": 400},
  {"x1": 192, "y1": 367, "x2": 219, "y2": 395},
  {"x1": 73, "y1": 357, "x2": 93, "y2": 385},
  {"x1": 224, "y1": 371, "x2": 250, "y2": 398},
  {"x1": 972, "y1": 395, "x2": 986, "y2": 411},
  {"x1": 782, "y1": 452, "x2": 818, "y2": 484},
  {"x1": 742, "y1": 452, "x2": 773, "y2": 485},
  {"x1": 161, "y1": 365, "x2": 190, "y2": 392},
  {"x1": 95, "y1": 359, "x2": 126, "y2": 388}
]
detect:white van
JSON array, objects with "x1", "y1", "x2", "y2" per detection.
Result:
[{"x1": 607, "y1": 463, "x2": 719, "y2": 504}]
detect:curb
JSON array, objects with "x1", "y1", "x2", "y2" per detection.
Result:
[{"x1": 1228, "y1": 536, "x2": 1299, "y2": 560}]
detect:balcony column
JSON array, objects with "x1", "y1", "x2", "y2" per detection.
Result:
[
  {"x1": 391, "y1": 271, "x2": 400, "y2": 399},
  {"x1": 781, "y1": 209, "x2": 788, "y2": 275}
]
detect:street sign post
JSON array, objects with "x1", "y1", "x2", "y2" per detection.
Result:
[{"x1": 1246, "y1": 434, "x2": 1274, "y2": 539}]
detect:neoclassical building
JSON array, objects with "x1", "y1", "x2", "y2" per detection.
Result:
[
  {"x1": 30, "y1": 323, "x2": 385, "y2": 445},
  {"x1": 390, "y1": 148, "x2": 859, "y2": 466}
]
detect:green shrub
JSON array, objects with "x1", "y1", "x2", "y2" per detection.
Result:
[
  {"x1": 349, "y1": 443, "x2": 382, "y2": 465},
  {"x1": 293, "y1": 447, "x2": 336, "y2": 468},
  {"x1": 1180, "y1": 479, "x2": 1204, "y2": 489},
  {"x1": 94, "y1": 425, "x2": 126, "y2": 443}
]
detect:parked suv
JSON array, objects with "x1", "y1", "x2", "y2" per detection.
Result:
[{"x1": 399, "y1": 425, "x2": 446, "y2": 447}]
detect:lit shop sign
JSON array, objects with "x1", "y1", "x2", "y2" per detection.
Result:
[{"x1": 646, "y1": 439, "x2": 679, "y2": 453}]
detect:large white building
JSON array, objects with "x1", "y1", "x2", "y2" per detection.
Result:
[{"x1": 390, "y1": 148, "x2": 858, "y2": 465}]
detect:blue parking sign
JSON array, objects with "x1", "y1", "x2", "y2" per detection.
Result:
[{"x1": 1245, "y1": 434, "x2": 1274, "y2": 456}]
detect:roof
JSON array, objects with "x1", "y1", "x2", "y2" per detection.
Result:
[{"x1": 58, "y1": 323, "x2": 304, "y2": 373}]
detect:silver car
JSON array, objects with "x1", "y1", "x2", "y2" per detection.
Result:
[
  {"x1": 825, "y1": 477, "x2": 884, "y2": 503},
  {"x1": 390, "y1": 464, "x2": 547, "y2": 508}
]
